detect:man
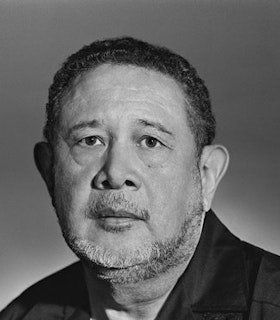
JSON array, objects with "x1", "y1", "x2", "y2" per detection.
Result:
[{"x1": 1, "y1": 37, "x2": 279, "y2": 320}]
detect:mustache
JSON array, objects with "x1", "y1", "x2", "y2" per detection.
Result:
[{"x1": 86, "y1": 192, "x2": 150, "y2": 221}]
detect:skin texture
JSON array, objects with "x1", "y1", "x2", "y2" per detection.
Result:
[{"x1": 35, "y1": 63, "x2": 229, "y2": 319}]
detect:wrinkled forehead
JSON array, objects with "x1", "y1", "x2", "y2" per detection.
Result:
[
  {"x1": 65, "y1": 63, "x2": 187, "y2": 106},
  {"x1": 59, "y1": 63, "x2": 190, "y2": 125}
]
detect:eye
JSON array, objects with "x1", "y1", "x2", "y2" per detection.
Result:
[
  {"x1": 140, "y1": 136, "x2": 162, "y2": 148},
  {"x1": 78, "y1": 136, "x2": 103, "y2": 147}
]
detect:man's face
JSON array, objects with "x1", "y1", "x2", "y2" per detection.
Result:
[{"x1": 52, "y1": 64, "x2": 204, "y2": 282}]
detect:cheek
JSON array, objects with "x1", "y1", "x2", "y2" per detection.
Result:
[
  {"x1": 136, "y1": 147, "x2": 173, "y2": 168},
  {"x1": 70, "y1": 146, "x2": 105, "y2": 167},
  {"x1": 53, "y1": 157, "x2": 95, "y2": 213},
  {"x1": 145, "y1": 158, "x2": 198, "y2": 224},
  {"x1": 53, "y1": 163, "x2": 95, "y2": 237},
  {"x1": 145, "y1": 171, "x2": 187, "y2": 222}
]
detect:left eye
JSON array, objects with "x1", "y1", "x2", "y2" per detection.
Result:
[
  {"x1": 78, "y1": 136, "x2": 103, "y2": 146},
  {"x1": 140, "y1": 136, "x2": 162, "y2": 148}
]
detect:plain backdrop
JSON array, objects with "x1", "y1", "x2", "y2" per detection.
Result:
[{"x1": 0, "y1": 0, "x2": 279, "y2": 310}]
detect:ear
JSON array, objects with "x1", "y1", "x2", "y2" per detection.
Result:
[
  {"x1": 199, "y1": 145, "x2": 229, "y2": 212},
  {"x1": 34, "y1": 142, "x2": 54, "y2": 196}
]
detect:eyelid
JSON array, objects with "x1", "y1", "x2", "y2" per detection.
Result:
[
  {"x1": 141, "y1": 134, "x2": 175, "y2": 151},
  {"x1": 69, "y1": 126, "x2": 106, "y2": 141},
  {"x1": 138, "y1": 135, "x2": 164, "y2": 147},
  {"x1": 77, "y1": 135, "x2": 105, "y2": 147}
]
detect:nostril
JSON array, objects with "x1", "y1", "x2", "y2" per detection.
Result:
[
  {"x1": 125, "y1": 180, "x2": 135, "y2": 187},
  {"x1": 102, "y1": 180, "x2": 111, "y2": 188},
  {"x1": 91, "y1": 174, "x2": 139, "y2": 190}
]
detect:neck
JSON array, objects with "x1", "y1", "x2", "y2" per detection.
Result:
[{"x1": 83, "y1": 261, "x2": 188, "y2": 320}]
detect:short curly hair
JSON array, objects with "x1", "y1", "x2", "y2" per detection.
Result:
[{"x1": 44, "y1": 36, "x2": 215, "y2": 157}]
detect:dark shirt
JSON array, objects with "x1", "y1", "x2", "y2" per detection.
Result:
[{"x1": 1, "y1": 210, "x2": 280, "y2": 319}]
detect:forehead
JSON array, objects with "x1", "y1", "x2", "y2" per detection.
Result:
[{"x1": 60, "y1": 63, "x2": 190, "y2": 132}]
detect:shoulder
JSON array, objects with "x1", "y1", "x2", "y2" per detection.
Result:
[
  {"x1": 0, "y1": 261, "x2": 88, "y2": 320},
  {"x1": 241, "y1": 241, "x2": 280, "y2": 316},
  {"x1": 252, "y1": 249, "x2": 280, "y2": 304}
]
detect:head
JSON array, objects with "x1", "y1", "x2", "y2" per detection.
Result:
[{"x1": 34, "y1": 37, "x2": 229, "y2": 284}]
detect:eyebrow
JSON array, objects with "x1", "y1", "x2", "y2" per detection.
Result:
[
  {"x1": 66, "y1": 118, "x2": 174, "y2": 138},
  {"x1": 66, "y1": 119, "x2": 102, "y2": 137},
  {"x1": 135, "y1": 119, "x2": 174, "y2": 137}
]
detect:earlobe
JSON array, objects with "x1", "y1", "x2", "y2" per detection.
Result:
[
  {"x1": 34, "y1": 142, "x2": 54, "y2": 196},
  {"x1": 199, "y1": 145, "x2": 229, "y2": 212}
]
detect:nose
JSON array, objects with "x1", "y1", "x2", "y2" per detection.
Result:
[{"x1": 92, "y1": 143, "x2": 141, "y2": 190}]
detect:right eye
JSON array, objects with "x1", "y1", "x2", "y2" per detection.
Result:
[{"x1": 78, "y1": 136, "x2": 104, "y2": 147}]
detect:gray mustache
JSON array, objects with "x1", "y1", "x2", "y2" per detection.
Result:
[{"x1": 86, "y1": 192, "x2": 150, "y2": 221}]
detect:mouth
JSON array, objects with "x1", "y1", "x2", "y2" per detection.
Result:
[
  {"x1": 97, "y1": 209, "x2": 143, "y2": 220},
  {"x1": 96, "y1": 209, "x2": 143, "y2": 232}
]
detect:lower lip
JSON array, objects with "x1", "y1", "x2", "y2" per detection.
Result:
[{"x1": 97, "y1": 217, "x2": 140, "y2": 232}]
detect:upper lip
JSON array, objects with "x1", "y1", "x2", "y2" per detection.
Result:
[{"x1": 96, "y1": 209, "x2": 143, "y2": 220}]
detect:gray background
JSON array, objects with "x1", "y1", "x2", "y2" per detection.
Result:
[{"x1": 0, "y1": 0, "x2": 279, "y2": 310}]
